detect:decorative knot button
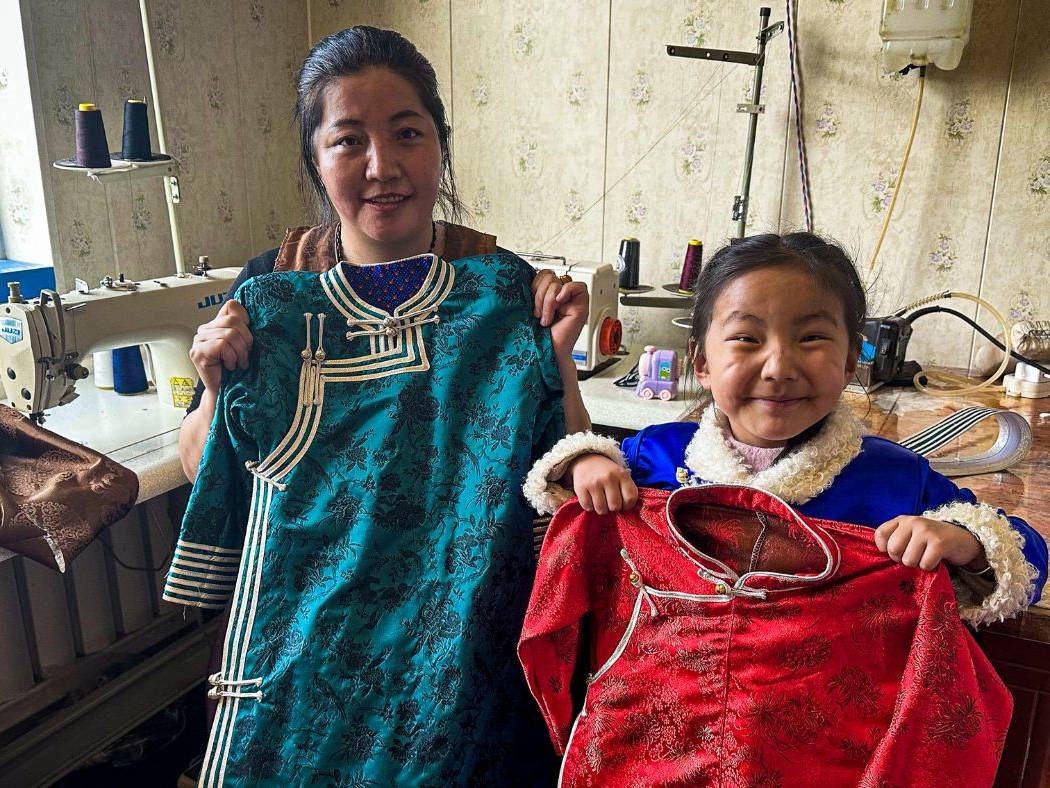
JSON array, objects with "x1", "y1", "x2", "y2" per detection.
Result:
[
  {"x1": 628, "y1": 572, "x2": 640, "y2": 586},
  {"x1": 715, "y1": 582, "x2": 728, "y2": 594}
]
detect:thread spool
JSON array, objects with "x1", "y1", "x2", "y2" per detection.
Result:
[
  {"x1": 112, "y1": 345, "x2": 148, "y2": 395},
  {"x1": 92, "y1": 351, "x2": 114, "y2": 389},
  {"x1": 73, "y1": 103, "x2": 111, "y2": 168},
  {"x1": 677, "y1": 239, "x2": 703, "y2": 294},
  {"x1": 618, "y1": 237, "x2": 641, "y2": 290},
  {"x1": 119, "y1": 99, "x2": 153, "y2": 161}
]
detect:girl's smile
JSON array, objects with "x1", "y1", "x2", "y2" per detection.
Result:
[{"x1": 694, "y1": 266, "x2": 858, "y2": 448}]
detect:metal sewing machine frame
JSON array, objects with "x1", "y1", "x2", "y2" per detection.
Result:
[
  {"x1": 23, "y1": 0, "x2": 223, "y2": 427},
  {"x1": 1, "y1": 266, "x2": 240, "y2": 423}
]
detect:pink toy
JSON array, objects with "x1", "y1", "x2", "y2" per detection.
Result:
[{"x1": 636, "y1": 345, "x2": 679, "y2": 401}]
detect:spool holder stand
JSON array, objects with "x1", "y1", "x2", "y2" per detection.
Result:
[
  {"x1": 621, "y1": 7, "x2": 783, "y2": 318},
  {"x1": 50, "y1": 0, "x2": 187, "y2": 277},
  {"x1": 669, "y1": 7, "x2": 783, "y2": 240}
]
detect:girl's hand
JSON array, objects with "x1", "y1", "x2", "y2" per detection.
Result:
[
  {"x1": 874, "y1": 516, "x2": 987, "y2": 572},
  {"x1": 531, "y1": 270, "x2": 589, "y2": 359},
  {"x1": 189, "y1": 299, "x2": 253, "y2": 393},
  {"x1": 565, "y1": 454, "x2": 638, "y2": 515}
]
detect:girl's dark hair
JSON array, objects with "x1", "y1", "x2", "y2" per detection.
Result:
[
  {"x1": 294, "y1": 26, "x2": 465, "y2": 224},
  {"x1": 689, "y1": 232, "x2": 867, "y2": 353}
]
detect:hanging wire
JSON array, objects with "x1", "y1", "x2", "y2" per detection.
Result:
[
  {"x1": 785, "y1": 0, "x2": 813, "y2": 231},
  {"x1": 98, "y1": 504, "x2": 176, "y2": 573},
  {"x1": 539, "y1": 60, "x2": 739, "y2": 251}
]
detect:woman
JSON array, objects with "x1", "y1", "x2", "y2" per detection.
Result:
[
  {"x1": 180, "y1": 41, "x2": 588, "y2": 478},
  {"x1": 171, "y1": 26, "x2": 589, "y2": 785}
]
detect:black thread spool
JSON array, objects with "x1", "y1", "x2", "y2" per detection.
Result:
[
  {"x1": 119, "y1": 99, "x2": 153, "y2": 161},
  {"x1": 74, "y1": 103, "x2": 111, "y2": 168},
  {"x1": 618, "y1": 237, "x2": 641, "y2": 290}
]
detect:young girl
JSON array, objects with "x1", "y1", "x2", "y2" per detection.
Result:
[{"x1": 524, "y1": 232, "x2": 1047, "y2": 625}]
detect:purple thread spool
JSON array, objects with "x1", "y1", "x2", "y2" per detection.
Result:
[
  {"x1": 677, "y1": 239, "x2": 703, "y2": 294},
  {"x1": 74, "y1": 103, "x2": 111, "y2": 168}
]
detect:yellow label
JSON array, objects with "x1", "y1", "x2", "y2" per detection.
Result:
[{"x1": 170, "y1": 376, "x2": 196, "y2": 408}]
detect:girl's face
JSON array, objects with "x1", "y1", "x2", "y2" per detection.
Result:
[
  {"x1": 313, "y1": 68, "x2": 442, "y2": 256},
  {"x1": 694, "y1": 266, "x2": 858, "y2": 448}
]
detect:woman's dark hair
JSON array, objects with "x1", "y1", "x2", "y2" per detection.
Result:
[
  {"x1": 689, "y1": 232, "x2": 867, "y2": 354},
  {"x1": 294, "y1": 26, "x2": 465, "y2": 224}
]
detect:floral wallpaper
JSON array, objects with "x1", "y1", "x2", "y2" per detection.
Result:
[
  {"x1": 9, "y1": 0, "x2": 1045, "y2": 370},
  {"x1": 780, "y1": 0, "x2": 1034, "y2": 367},
  {"x1": 312, "y1": 0, "x2": 1050, "y2": 368},
  {"x1": 979, "y1": 2, "x2": 1050, "y2": 350},
  {"x1": 18, "y1": 0, "x2": 307, "y2": 290}
]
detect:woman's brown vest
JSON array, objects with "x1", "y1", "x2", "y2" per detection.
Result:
[{"x1": 273, "y1": 222, "x2": 497, "y2": 272}]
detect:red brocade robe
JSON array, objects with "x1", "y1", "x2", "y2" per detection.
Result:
[{"x1": 518, "y1": 485, "x2": 1011, "y2": 787}]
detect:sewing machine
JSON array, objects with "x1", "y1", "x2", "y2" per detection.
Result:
[
  {"x1": 0, "y1": 267, "x2": 239, "y2": 422},
  {"x1": 527, "y1": 257, "x2": 623, "y2": 376}
]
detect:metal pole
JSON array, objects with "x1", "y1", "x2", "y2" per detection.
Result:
[
  {"x1": 99, "y1": 532, "x2": 126, "y2": 639},
  {"x1": 12, "y1": 558, "x2": 43, "y2": 684},
  {"x1": 63, "y1": 571, "x2": 86, "y2": 658},
  {"x1": 137, "y1": 507, "x2": 160, "y2": 619},
  {"x1": 138, "y1": 0, "x2": 186, "y2": 276},
  {"x1": 734, "y1": 6, "x2": 771, "y2": 239}
]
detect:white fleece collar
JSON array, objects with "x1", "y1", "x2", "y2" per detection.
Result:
[{"x1": 683, "y1": 403, "x2": 865, "y2": 505}]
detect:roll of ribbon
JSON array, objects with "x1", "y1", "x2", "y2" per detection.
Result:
[
  {"x1": 74, "y1": 103, "x2": 111, "y2": 168},
  {"x1": 119, "y1": 99, "x2": 152, "y2": 161},
  {"x1": 677, "y1": 239, "x2": 703, "y2": 294},
  {"x1": 112, "y1": 345, "x2": 149, "y2": 395},
  {"x1": 618, "y1": 237, "x2": 640, "y2": 290}
]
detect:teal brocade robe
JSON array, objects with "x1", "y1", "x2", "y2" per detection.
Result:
[{"x1": 163, "y1": 253, "x2": 565, "y2": 785}]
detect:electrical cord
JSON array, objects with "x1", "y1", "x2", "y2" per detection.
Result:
[
  {"x1": 613, "y1": 362, "x2": 640, "y2": 389},
  {"x1": 906, "y1": 305, "x2": 1050, "y2": 377},
  {"x1": 892, "y1": 290, "x2": 1012, "y2": 396},
  {"x1": 97, "y1": 506, "x2": 176, "y2": 573}
]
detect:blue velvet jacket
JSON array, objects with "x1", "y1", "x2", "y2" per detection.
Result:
[{"x1": 621, "y1": 413, "x2": 1047, "y2": 618}]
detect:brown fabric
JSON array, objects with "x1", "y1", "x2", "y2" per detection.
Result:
[
  {"x1": 439, "y1": 222, "x2": 498, "y2": 260},
  {"x1": 274, "y1": 224, "x2": 339, "y2": 273},
  {"x1": 0, "y1": 405, "x2": 139, "y2": 572},
  {"x1": 273, "y1": 222, "x2": 498, "y2": 272}
]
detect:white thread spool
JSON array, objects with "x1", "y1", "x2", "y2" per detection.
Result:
[{"x1": 93, "y1": 351, "x2": 114, "y2": 389}]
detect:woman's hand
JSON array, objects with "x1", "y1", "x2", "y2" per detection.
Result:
[
  {"x1": 531, "y1": 270, "x2": 589, "y2": 359},
  {"x1": 874, "y1": 516, "x2": 987, "y2": 572},
  {"x1": 189, "y1": 299, "x2": 254, "y2": 393},
  {"x1": 565, "y1": 454, "x2": 638, "y2": 515}
]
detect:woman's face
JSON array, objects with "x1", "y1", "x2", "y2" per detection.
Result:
[{"x1": 314, "y1": 68, "x2": 442, "y2": 252}]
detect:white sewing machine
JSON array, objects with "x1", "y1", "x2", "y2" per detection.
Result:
[
  {"x1": 527, "y1": 257, "x2": 622, "y2": 376},
  {"x1": 0, "y1": 267, "x2": 239, "y2": 422}
]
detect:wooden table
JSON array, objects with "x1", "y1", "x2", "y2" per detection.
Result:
[{"x1": 840, "y1": 384, "x2": 1049, "y2": 787}]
